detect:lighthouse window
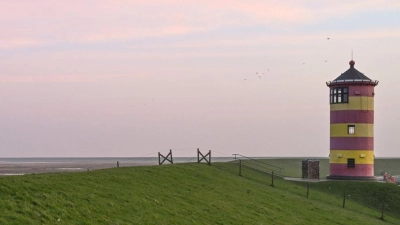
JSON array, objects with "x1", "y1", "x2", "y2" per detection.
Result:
[
  {"x1": 347, "y1": 158, "x2": 355, "y2": 168},
  {"x1": 348, "y1": 125, "x2": 355, "y2": 135},
  {"x1": 330, "y1": 87, "x2": 348, "y2": 104}
]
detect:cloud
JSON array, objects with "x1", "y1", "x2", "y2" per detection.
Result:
[
  {"x1": 76, "y1": 25, "x2": 205, "y2": 44},
  {"x1": 0, "y1": 38, "x2": 45, "y2": 49},
  {"x1": 1, "y1": 0, "x2": 399, "y2": 49},
  {"x1": 0, "y1": 74, "x2": 137, "y2": 84}
]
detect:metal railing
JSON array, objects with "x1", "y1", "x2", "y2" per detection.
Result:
[{"x1": 233, "y1": 154, "x2": 284, "y2": 177}]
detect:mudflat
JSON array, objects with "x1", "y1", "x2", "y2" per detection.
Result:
[{"x1": 0, "y1": 160, "x2": 156, "y2": 176}]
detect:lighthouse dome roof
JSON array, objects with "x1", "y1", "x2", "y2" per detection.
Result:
[
  {"x1": 333, "y1": 60, "x2": 371, "y2": 81},
  {"x1": 326, "y1": 60, "x2": 378, "y2": 87}
]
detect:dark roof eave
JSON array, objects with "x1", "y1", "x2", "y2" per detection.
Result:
[{"x1": 326, "y1": 80, "x2": 379, "y2": 87}]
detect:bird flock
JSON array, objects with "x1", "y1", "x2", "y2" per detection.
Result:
[{"x1": 244, "y1": 37, "x2": 331, "y2": 81}]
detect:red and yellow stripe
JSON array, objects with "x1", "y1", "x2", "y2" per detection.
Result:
[
  {"x1": 330, "y1": 110, "x2": 374, "y2": 124},
  {"x1": 330, "y1": 137, "x2": 373, "y2": 150},
  {"x1": 330, "y1": 96, "x2": 374, "y2": 111},
  {"x1": 329, "y1": 164, "x2": 374, "y2": 177},
  {"x1": 330, "y1": 123, "x2": 373, "y2": 137},
  {"x1": 329, "y1": 150, "x2": 374, "y2": 164},
  {"x1": 329, "y1": 89, "x2": 375, "y2": 178}
]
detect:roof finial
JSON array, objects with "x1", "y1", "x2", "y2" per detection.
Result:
[{"x1": 349, "y1": 50, "x2": 355, "y2": 67}]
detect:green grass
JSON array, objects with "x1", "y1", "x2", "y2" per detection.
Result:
[{"x1": 0, "y1": 162, "x2": 399, "y2": 224}]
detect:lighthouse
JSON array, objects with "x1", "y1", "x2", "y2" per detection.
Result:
[{"x1": 326, "y1": 60, "x2": 378, "y2": 180}]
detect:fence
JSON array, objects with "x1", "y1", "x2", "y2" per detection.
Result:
[
  {"x1": 233, "y1": 154, "x2": 284, "y2": 176},
  {"x1": 211, "y1": 156, "x2": 399, "y2": 221}
]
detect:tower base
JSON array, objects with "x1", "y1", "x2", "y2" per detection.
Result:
[{"x1": 326, "y1": 175, "x2": 377, "y2": 180}]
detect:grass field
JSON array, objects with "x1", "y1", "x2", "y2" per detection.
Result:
[{"x1": 0, "y1": 160, "x2": 399, "y2": 224}]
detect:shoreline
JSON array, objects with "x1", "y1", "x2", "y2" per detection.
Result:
[
  {"x1": 0, "y1": 161, "x2": 158, "y2": 176},
  {"x1": 0, "y1": 157, "x2": 234, "y2": 176}
]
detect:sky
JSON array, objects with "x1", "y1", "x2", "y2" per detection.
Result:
[{"x1": 1, "y1": 1, "x2": 400, "y2": 158}]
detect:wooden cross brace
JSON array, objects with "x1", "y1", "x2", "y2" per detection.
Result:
[
  {"x1": 158, "y1": 150, "x2": 173, "y2": 165},
  {"x1": 197, "y1": 148, "x2": 211, "y2": 165}
]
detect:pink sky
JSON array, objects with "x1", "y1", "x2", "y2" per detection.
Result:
[{"x1": 1, "y1": 1, "x2": 400, "y2": 157}]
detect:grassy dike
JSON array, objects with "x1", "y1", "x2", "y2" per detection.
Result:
[{"x1": 0, "y1": 162, "x2": 399, "y2": 224}]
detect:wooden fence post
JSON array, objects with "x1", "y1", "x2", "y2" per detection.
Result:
[
  {"x1": 380, "y1": 202, "x2": 385, "y2": 220},
  {"x1": 270, "y1": 171, "x2": 274, "y2": 187},
  {"x1": 239, "y1": 160, "x2": 242, "y2": 176},
  {"x1": 117, "y1": 161, "x2": 119, "y2": 168},
  {"x1": 342, "y1": 191, "x2": 346, "y2": 208}
]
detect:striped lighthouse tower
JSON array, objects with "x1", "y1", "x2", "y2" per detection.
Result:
[{"x1": 326, "y1": 60, "x2": 378, "y2": 180}]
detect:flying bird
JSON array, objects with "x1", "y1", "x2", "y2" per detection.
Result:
[
  {"x1": 327, "y1": 37, "x2": 330, "y2": 40},
  {"x1": 325, "y1": 60, "x2": 327, "y2": 62}
]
